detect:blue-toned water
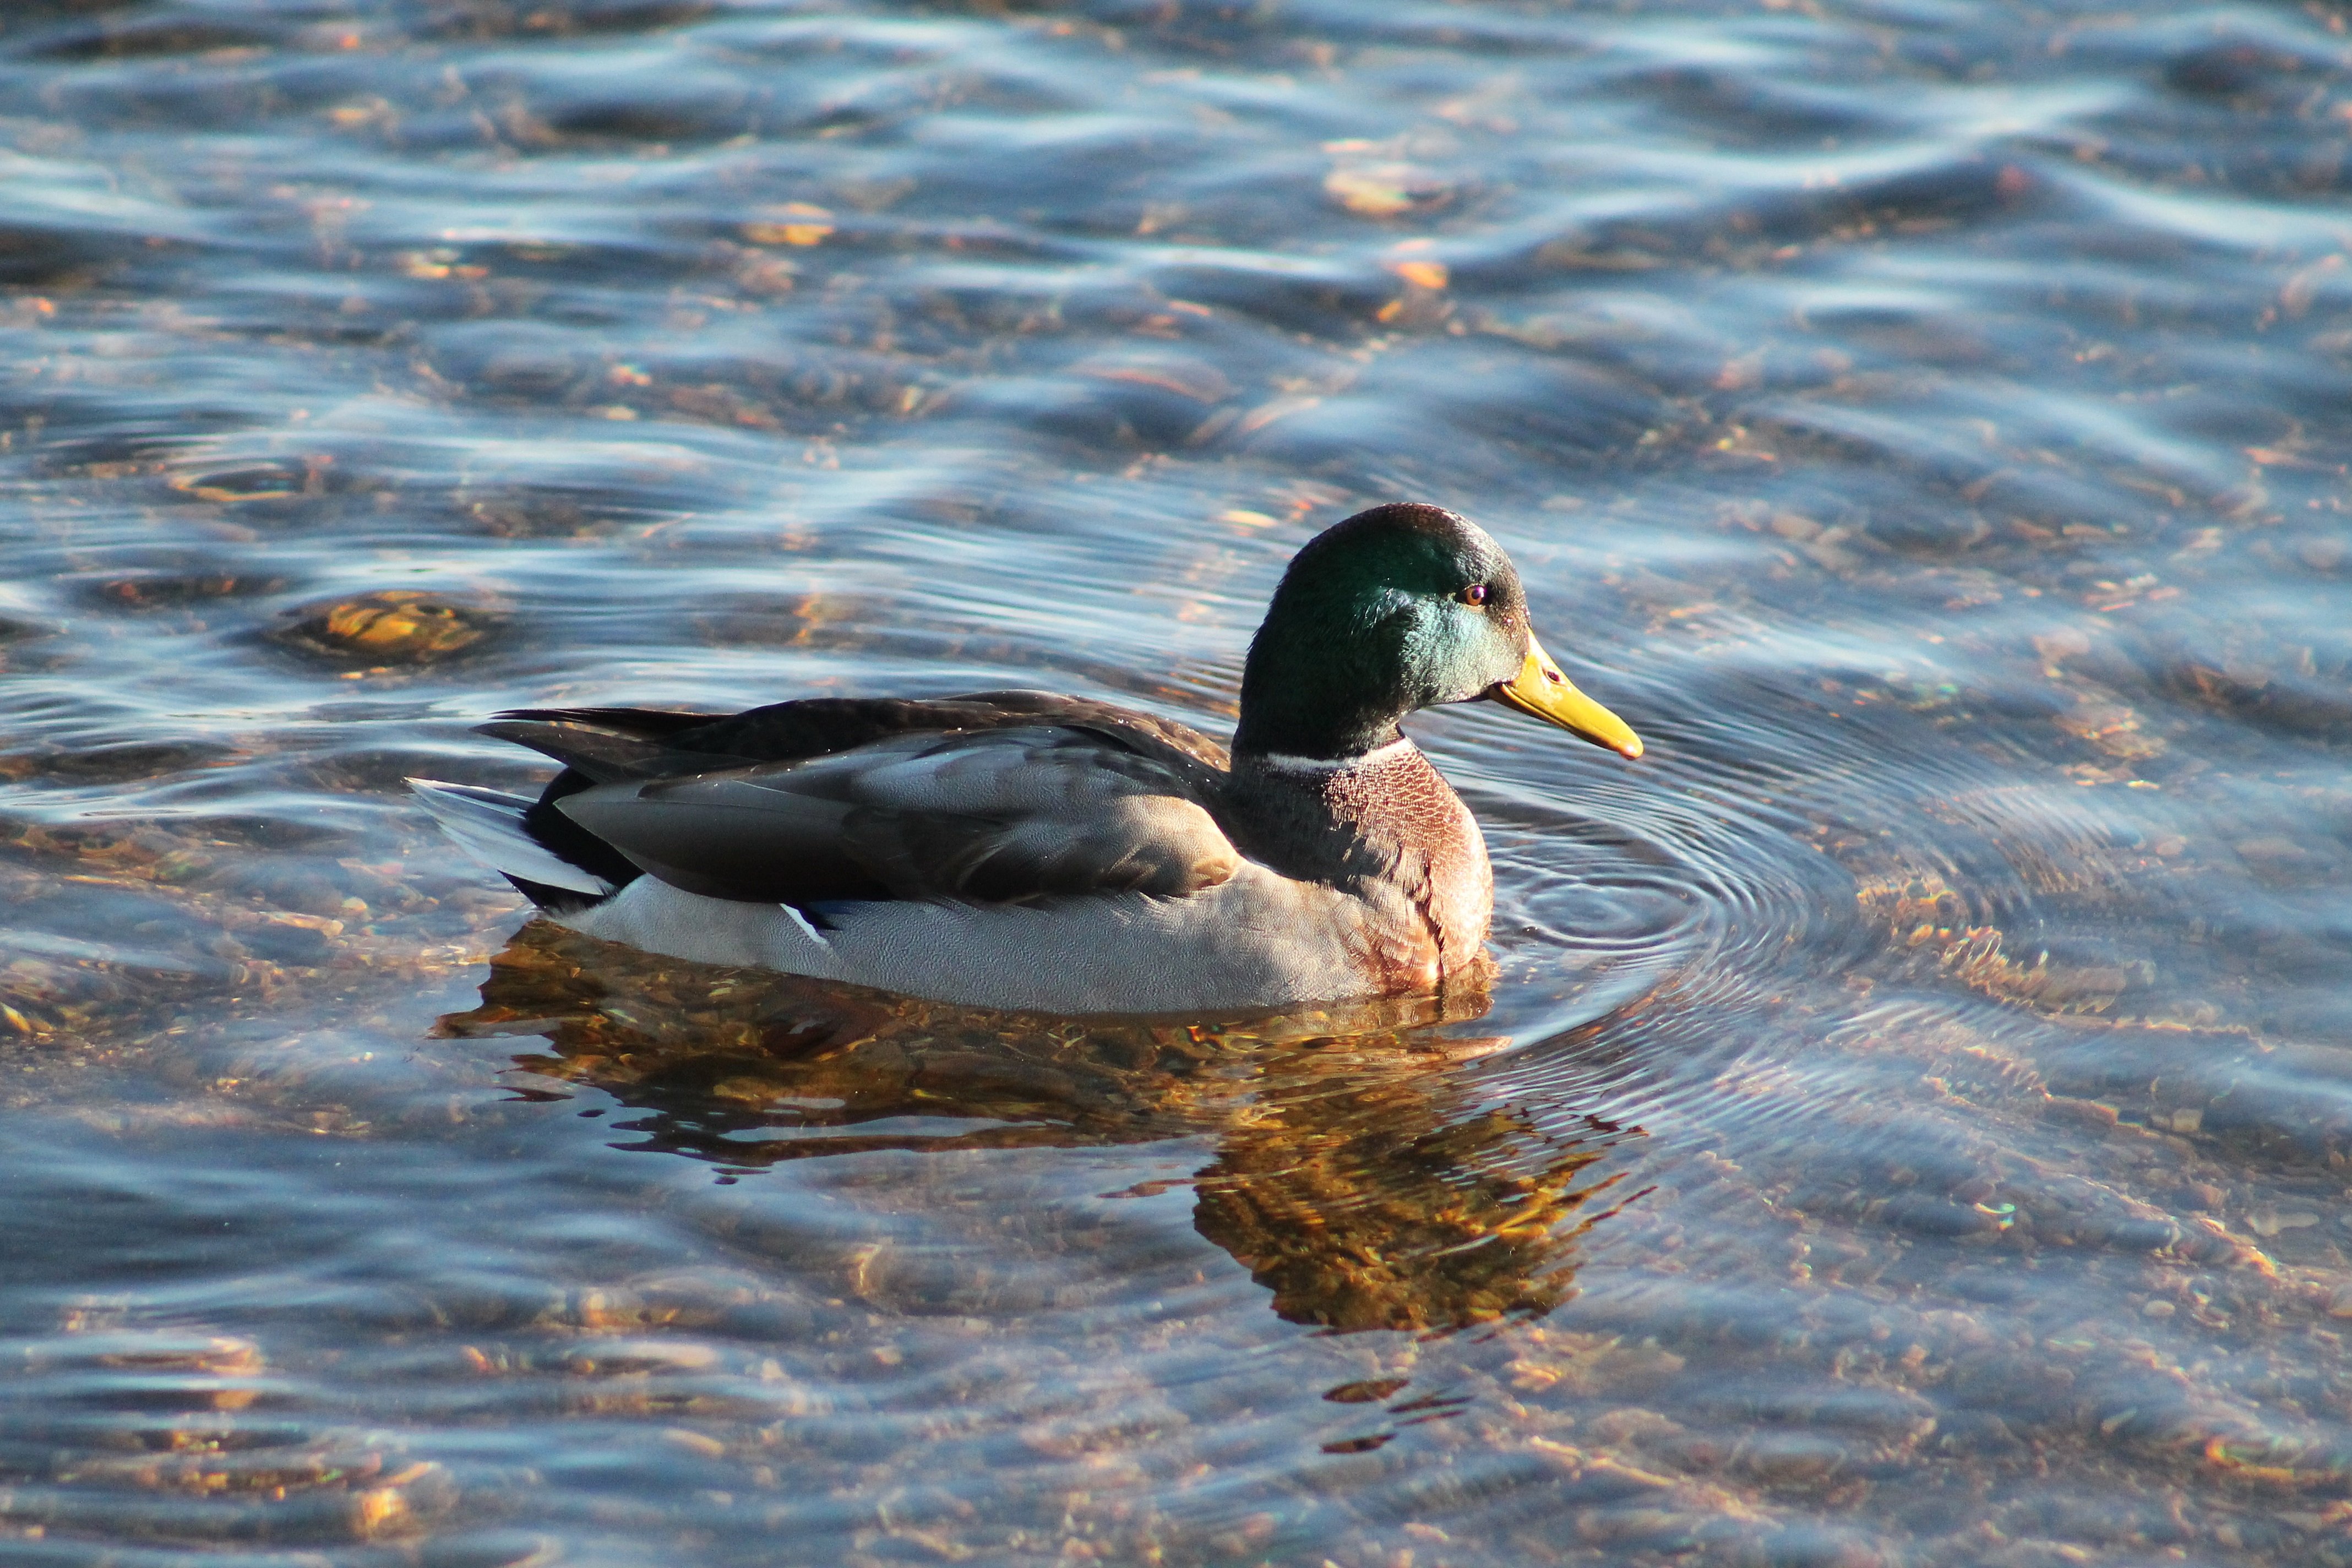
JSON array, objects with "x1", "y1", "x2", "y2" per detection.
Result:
[{"x1": 5, "y1": 1, "x2": 2352, "y2": 1562}]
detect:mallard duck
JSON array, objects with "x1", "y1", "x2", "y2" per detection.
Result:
[{"x1": 411, "y1": 503, "x2": 1642, "y2": 1015}]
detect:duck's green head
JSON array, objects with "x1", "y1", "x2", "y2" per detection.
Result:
[{"x1": 1235, "y1": 503, "x2": 1642, "y2": 763}]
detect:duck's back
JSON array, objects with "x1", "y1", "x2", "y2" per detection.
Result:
[{"x1": 494, "y1": 691, "x2": 1234, "y2": 907}]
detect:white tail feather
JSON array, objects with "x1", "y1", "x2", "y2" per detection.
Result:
[{"x1": 407, "y1": 778, "x2": 614, "y2": 897}]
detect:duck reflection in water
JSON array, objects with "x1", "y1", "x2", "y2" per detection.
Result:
[{"x1": 440, "y1": 922, "x2": 1645, "y2": 1333}]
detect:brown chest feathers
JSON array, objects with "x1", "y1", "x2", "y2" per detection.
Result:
[{"x1": 1223, "y1": 743, "x2": 1493, "y2": 990}]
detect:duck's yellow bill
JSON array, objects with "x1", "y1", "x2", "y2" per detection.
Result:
[{"x1": 1490, "y1": 638, "x2": 1643, "y2": 759}]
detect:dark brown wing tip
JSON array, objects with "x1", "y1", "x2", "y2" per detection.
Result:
[{"x1": 491, "y1": 705, "x2": 724, "y2": 734}]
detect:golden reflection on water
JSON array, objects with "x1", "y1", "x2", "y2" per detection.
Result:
[{"x1": 442, "y1": 922, "x2": 1642, "y2": 1335}]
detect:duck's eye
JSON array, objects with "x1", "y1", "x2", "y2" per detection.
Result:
[{"x1": 1461, "y1": 582, "x2": 1489, "y2": 607}]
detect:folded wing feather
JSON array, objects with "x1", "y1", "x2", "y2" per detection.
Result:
[
  {"x1": 476, "y1": 718, "x2": 749, "y2": 785},
  {"x1": 554, "y1": 726, "x2": 1240, "y2": 906}
]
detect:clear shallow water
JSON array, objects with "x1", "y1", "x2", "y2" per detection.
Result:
[{"x1": 5, "y1": 0, "x2": 2352, "y2": 1562}]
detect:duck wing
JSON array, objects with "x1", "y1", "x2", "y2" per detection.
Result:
[
  {"x1": 503, "y1": 690, "x2": 1230, "y2": 775},
  {"x1": 530, "y1": 723, "x2": 1242, "y2": 908},
  {"x1": 476, "y1": 692, "x2": 1232, "y2": 906}
]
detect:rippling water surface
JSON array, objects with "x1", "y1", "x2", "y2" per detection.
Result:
[{"x1": 7, "y1": 0, "x2": 2352, "y2": 1562}]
